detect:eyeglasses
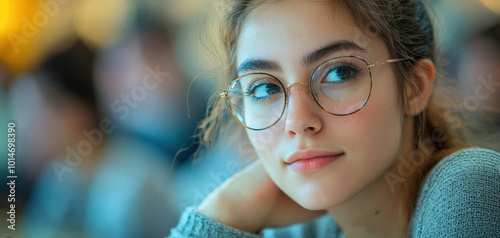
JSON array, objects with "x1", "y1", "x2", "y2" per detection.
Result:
[{"x1": 220, "y1": 55, "x2": 410, "y2": 131}]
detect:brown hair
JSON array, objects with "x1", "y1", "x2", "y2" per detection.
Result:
[{"x1": 196, "y1": 0, "x2": 469, "y2": 234}]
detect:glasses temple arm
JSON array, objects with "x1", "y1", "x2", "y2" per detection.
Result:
[{"x1": 367, "y1": 58, "x2": 411, "y2": 68}]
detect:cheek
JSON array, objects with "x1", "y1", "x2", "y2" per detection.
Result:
[
  {"x1": 247, "y1": 128, "x2": 280, "y2": 158},
  {"x1": 246, "y1": 126, "x2": 288, "y2": 182},
  {"x1": 353, "y1": 99, "x2": 402, "y2": 151},
  {"x1": 342, "y1": 76, "x2": 404, "y2": 172}
]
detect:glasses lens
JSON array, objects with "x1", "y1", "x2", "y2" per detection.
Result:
[
  {"x1": 227, "y1": 74, "x2": 285, "y2": 130},
  {"x1": 311, "y1": 56, "x2": 371, "y2": 115}
]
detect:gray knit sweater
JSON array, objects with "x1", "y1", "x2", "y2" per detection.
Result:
[{"x1": 169, "y1": 148, "x2": 500, "y2": 237}]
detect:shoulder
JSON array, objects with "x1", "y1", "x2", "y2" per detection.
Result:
[
  {"x1": 428, "y1": 147, "x2": 499, "y2": 176},
  {"x1": 411, "y1": 147, "x2": 500, "y2": 238},
  {"x1": 417, "y1": 147, "x2": 500, "y2": 197}
]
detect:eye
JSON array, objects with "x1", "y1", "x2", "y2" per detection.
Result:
[
  {"x1": 248, "y1": 82, "x2": 282, "y2": 99},
  {"x1": 325, "y1": 65, "x2": 356, "y2": 83}
]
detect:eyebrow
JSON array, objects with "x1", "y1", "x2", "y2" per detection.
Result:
[
  {"x1": 236, "y1": 59, "x2": 282, "y2": 75},
  {"x1": 302, "y1": 40, "x2": 367, "y2": 67},
  {"x1": 236, "y1": 40, "x2": 367, "y2": 75}
]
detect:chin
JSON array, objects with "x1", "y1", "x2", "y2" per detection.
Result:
[
  {"x1": 290, "y1": 185, "x2": 350, "y2": 211},
  {"x1": 297, "y1": 199, "x2": 329, "y2": 211}
]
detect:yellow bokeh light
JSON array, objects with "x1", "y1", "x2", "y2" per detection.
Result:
[
  {"x1": 0, "y1": 0, "x2": 11, "y2": 36},
  {"x1": 74, "y1": 0, "x2": 128, "y2": 49},
  {"x1": 480, "y1": 0, "x2": 500, "y2": 14},
  {"x1": 0, "y1": 0, "x2": 40, "y2": 75}
]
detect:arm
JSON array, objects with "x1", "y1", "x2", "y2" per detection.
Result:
[
  {"x1": 411, "y1": 148, "x2": 500, "y2": 238},
  {"x1": 168, "y1": 160, "x2": 324, "y2": 237}
]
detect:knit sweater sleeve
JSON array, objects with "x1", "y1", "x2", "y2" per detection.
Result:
[
  {"x1": 168, "y1": 207, "x2": 340, "y2": 238},
  {"x1": 411, "y1": 148, "x2": 500, "y2": 238},
  {"x1": 168, "y1": 207, "x2": 261, "y2": 238}
]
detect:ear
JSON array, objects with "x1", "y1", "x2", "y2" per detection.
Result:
[{"x1": 404, "y1": 59, "x2": 436, "y2": 116}]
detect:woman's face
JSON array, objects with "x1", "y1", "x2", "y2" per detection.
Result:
[{"x1": 236, "y1": 0, "x2": 406, "y2": 210}]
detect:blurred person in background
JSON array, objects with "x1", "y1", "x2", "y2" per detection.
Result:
[
  {"x1": 95, "y1": 10, "x2": 207, "y2": 169},
  {"x1": 9, "y1": 39, "x2": 101, "y2": 181},
  {"x1": 14, "y1": 37, "x2": 177, "y2": 237},
  {"x1": 10, "y1": 39, "x2": 105, "y2": 236},
  {"x1": 6, "y1": 39, "x2": 104, "y2": 229},
  {"x1": 456, "y1": 22, "x2": 500, "y2": 151}
]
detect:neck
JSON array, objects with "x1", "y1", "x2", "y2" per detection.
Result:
[{"x1": 327, "y1": 172, "x2": 408, "y2": 238}]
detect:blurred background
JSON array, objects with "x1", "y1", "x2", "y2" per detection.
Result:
[{"x1": 0, "y1": 0, "x2": 499, "y2": 237}]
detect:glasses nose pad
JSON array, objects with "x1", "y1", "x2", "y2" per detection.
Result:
[{"x1": 285, "y1": 82, "x2": 308, "y2": 100}]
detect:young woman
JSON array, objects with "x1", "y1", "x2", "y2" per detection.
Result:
[{"x1": 170, "y1": 0, "x2": 500, "y2": 237}]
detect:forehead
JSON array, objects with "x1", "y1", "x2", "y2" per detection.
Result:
[{"x1": 236, "y1": 0, "x2": 387, "y2": 66}]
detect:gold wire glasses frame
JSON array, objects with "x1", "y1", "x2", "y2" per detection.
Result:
[{"x1": 220, "y1": 55, "x2": 411, "y2": 131}]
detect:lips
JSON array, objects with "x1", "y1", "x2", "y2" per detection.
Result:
[{"x1": 285, "y1": 150, "x2": 344, "y2": 173}]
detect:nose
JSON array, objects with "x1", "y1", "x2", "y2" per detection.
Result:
[{"x1": 284, "y1": 83, "x2": 322, "y2": 137}]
